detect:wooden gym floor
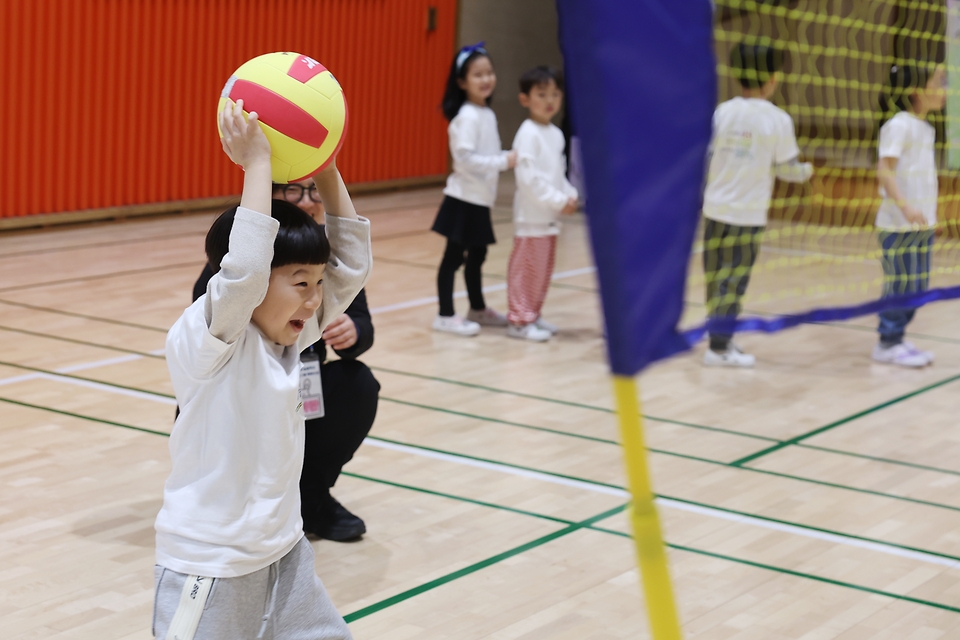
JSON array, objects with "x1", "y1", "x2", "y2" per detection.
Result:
[{"x1": 2, "y1": 178, "x2": 960, "y2": 638}]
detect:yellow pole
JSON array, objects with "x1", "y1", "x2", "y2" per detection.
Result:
[{"x1": 612, "y1": 374, "x2": 683, "y2": 640}]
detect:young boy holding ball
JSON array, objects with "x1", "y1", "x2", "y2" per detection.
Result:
[{"x1": 153, "y1": 100, "x2": 370, "y2": 639}]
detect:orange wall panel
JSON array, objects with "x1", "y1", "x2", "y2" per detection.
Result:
[{"x1": 0, "y1": 0, "x2": 456, "y2": 218}]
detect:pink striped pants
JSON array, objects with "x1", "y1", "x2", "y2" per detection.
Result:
[{"x1": 507, "y1": 235, "x2": 557, "y2": 326}]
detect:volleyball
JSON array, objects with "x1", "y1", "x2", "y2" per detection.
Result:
[{"x1": 217, "y1": 52, "x2": 348, "y2": 183}]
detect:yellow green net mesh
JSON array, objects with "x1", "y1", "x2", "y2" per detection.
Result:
[{"x1": 687, "y1": 0, "x2": 960, "y2": 338}]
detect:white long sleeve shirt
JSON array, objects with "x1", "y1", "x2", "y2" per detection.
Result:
[
  {"x1": 443, "y1": 102, "x2": 510, "y2": 207},
  {"x1": 157, "y1": 208, "x2": 372, "y2": 578},
  {"x1": 512, "y1": 119, "x2": 578, "y2": 236}
]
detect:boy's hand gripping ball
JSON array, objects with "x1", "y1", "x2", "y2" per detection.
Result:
[{"x1": 218, "y1": 52, "x2": 348, "y2": 184}]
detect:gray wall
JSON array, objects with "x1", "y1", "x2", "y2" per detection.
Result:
[{"x1": 457, "y1": 0, "x2": 563, "y2": 148}]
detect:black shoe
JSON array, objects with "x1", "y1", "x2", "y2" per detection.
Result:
[{"x1": 303, "y1": 496, "x2": 366, "y2": 542}]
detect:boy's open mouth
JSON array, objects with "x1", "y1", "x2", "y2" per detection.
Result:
[{"x1": 289, "y1": 319, "x2": 305, "y2": 331}]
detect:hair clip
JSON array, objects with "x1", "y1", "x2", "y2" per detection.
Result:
[{"x1": 456, "y1": 41, "x2": 487, "y2": 73}]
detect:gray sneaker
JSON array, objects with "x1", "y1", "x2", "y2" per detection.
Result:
[{"x1": 466, "y1": 307, "x2": 508, "y2": 327}]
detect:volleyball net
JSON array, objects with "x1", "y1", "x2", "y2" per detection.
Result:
[{"x1": 685, "y1": 0, "x2": 960, "y2": 342}]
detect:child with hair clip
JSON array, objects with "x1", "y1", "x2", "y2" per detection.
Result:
[
  {"x1": 872, "y1": 62, "x2": 945, "y2": 368},
  {"x1": 431, "y1": 42, "x2": 517, "y2": 336}
]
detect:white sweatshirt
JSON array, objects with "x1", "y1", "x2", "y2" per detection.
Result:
[
  {"x1": 512, "y1": 119, "x2": 578, "y2": 236},
  {"x1": 443, "y1": 102, "x2": 511, "y2": 207},
  {"x1": 157, "y1": 208, "x2": 372, "y2": 578}
]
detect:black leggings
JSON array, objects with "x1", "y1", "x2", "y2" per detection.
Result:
[{"x1": 437, "y1": 239, "x2": 488, "y2": 316}]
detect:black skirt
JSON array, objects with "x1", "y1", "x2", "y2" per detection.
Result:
[{"x1": 431, "y1": 196, "x2": 496, "y2": 246}]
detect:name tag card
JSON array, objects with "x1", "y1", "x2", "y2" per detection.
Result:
[{"x1": 299, "y1": 353, "x2": 325, "y2": 419}]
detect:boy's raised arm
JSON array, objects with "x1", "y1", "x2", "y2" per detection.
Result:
[
  {"x1": 203, "y1": 102, "x2": 278, "y2": 347},
  {"x1": 298, "y1": 161, "x2": 373, "y2": 351},
  {"x1": 220, "y1": 100, "x2": 273, "y2": 217},
  {"x1": 312, "y1": 160, "x2": 358, "y2": 221}
]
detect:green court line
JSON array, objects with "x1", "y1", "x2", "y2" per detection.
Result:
[
  {"x1": 370, "y1": 434, "x2": 628, "y2": 491},
  {"x1": 8, "y1": 349, "x2": 960, "y2": 516},
  {"x1": 0, "y1": 324, "x2": 163, "y2": 358},
  {"x1": 0, "y1": 260, "x2": 203, "y2": 294},
  {"x1": 732, "y1": 372, "x2": 960, "y2": 466},
  {"x1": 548, "y1": 282, "x2": 598, "y2": 293},
  {"x1": 369, "y1": 365, "x2": 778, "y2": 442},
  {"x1": 664, "y1": 541, "x2": 960, "y2": 615},
  {"x1": 0, "y1": 298, "x2": 169, "y2": 332},
  {"x1": 341, "y1": 471, "x2": 960, "y2": 623},
  {"x1": 11, "y1": 398, "x2": 960, "y2": 622},
  {"x1": 342, "y1": 504, "x2": 627, "y2": 623},
  {"x1": 368, "y1": 433, "x2": 960, "y2": 517},
  {"x1": 0, "y1": 396, "x2": 170, "y2": 438},
  {"x1": 7, "y1": 355, "x2": 960, "y2": 518},
  {"x1": 340, "y1": 471, "x2": 575, "y2": 526},
  {"x1": 377, "y1": 388, "x2": 960, "y2": 512},
  {"x1": 657, "y1": 494, "x2": 960, "y2": 563},
  {"x1": 0, "y1": 230, "x2": 206, "y2": 259},
  {"x1": 589, "y1": 525, "x2": 960, "y2": 616},
  {"x1": 379, "y1": 396, "x2": 619, "y2": 446},
  {"x1": 347, "y1": 468, "x2": 960, "y2": 565},
  {"x1": 0, "y1": 359, "x2": 175, "y2": 400},
  {"x1": 796, "y1": 444, "x2": 960, "y2": 478}
]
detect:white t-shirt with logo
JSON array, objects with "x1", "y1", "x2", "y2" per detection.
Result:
[
  {"x1": 703, "y1": 97, "x2": 800, "y2": 227},
  {"x1": 876, "y1": 111, "x2": 938, "y2": 230}
]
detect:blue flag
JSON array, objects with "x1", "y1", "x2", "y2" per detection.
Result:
[{"x1": 556, "y1": 0, "x2": 716, "y2": 375}]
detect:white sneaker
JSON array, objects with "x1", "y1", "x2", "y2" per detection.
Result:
[
  {"x1": 432, "y1": 314, "x2": 481, "y2": 336},
  {"x1": 534, "y1": 317, "x2": 559, "y2": 335},
  {"x1": 507, "y1": 323, "x2": 552, "y2": 342},
  {"x1": 703, "y1": 345, "x2": 755, "y2": 368},
  {"x1": 466, "y1": 307, "x2": 509, "y2": 327},
  {"x1": 903, "y1": 341, "x2": 935, "y2": 365},
  {"x1": 872, "y1": 343, "x2": 927, "y2": 368}
]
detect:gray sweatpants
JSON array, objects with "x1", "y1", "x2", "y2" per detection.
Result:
[{"x1": 153, "y1": 537, "x2": 352, "y2": 640}]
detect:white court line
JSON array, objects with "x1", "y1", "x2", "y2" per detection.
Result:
[
  {"x1": 0, "y1": 354, "x2": 146, "y2": 388},
  {"x1": 369, "y1": 266, "x2": 597, "y2": 315},
  {"x1": 36, "y1": 373, "x2": 178, "y2": 406},
  {"x1": 0, "y1": 372, "x2": 42, "y2": 388},
  {"x1": 6, "y1": 355, "x2": 959, "y2": 569},
  {"x1": 8, "y1": 279, "x2": 960, "y2": 571},
  {"x1": 363, "y1": 437, "x2": 960, "y2": 570},
  {"x1": 364, "y1": 437, "x2": 628, "y2": 497},
  {"x1": 57, "y1": 354, "x2": 144, "y2": 373}
]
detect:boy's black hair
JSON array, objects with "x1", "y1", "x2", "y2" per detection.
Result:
[
  {"x1": 883, "y1": 62, "x2": 935, "y2": 113},
  {"x1": 441, "y1": 49, "x2": 492, "y2": 121},
  {"x1": 730, "y1": 41, "x2": 783, "y2": 89},
  {"x1": 205, "y1": 199, "x2": 330, "y2": 273},
  {"x1": 519, "y1": 66, "x2": 564, "y2": 95}
]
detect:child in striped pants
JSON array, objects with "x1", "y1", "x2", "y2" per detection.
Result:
[{"x1": 507, "y1": 66, "x2": 579, "y2": 342}]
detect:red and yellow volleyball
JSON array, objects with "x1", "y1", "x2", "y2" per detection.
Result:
[{"x1": 217, "y1": 52, "x2": 348, "y2": 184}]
